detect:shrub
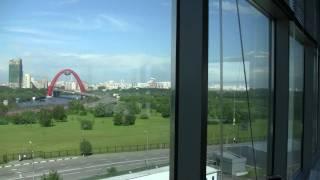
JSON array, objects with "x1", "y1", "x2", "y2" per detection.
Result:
[
  {"x1": 9, "y1": 114, "x2": 22, "y2": 125},
  {"x1": 161, "y1": 111, "x2": 170, "y2": 118},
  {"x1": 93, "y1": 103, "x2": 113, "y2": 117},
  {"x1": 0, "y1": 104, "x2": 8, "y2": 116},
  {"x1": 0, "y1": 119, "x2": 9, "y2": 125},
  {"x1": 9, "y1": 111, "x2": 37, "y2": 125},
  {"x1": 2, "y1": 154, "x2": 8, "y2": 163},
  {"x1": 126, "y1": 102, "x2": 141, "y2": 114},
  {"x1": 107, "y1": 167, "x2": 117, "y2": 175},
  {"x1": 113, "y1": 113, "x2": 123, "y2": 126},
  {"x1": 41, "y1": 170, "x2": 62, "y2": 180},
  {"x1": 68, "y1": 100, "x2": 84, "y2": 114},
  {"x1": 80, "y1": 119, "x2": 94, "y2": 130},
  {"x1": 52, "y1": 105, "x2": 67, "y2": 122},
  {"x1": 39, "y1": 109, "x2": 53, "y2": 127},
  {"x1": 21, "y1": 111, "x2": 37, "y2": 124},
  {"x1": 79, "y1": 111, "x2": 87, "y2": 116},
  {"x1": 140, "y1": 113, "x2": 149, "y2": 119},
  {"x1": 124, "y1": 113, "x2": 136, "y2": 125},
  {"x1": 113, "y1": 112, "x2": 136, "y2": 126},
  {"x1": 80, "y1": 139, "x2": 92, "y2": 156}
]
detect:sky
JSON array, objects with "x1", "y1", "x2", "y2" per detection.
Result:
[
  {"x1": 0, "y1": 0, "x2": 270, "y2": 88},
  {"x1": 0, "y1": 0, "x2": 171, "y2": 84}
]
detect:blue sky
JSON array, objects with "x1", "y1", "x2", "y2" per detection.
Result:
[
  {"x1": 0, "y1": 0, "x2": 171, "y2": 84},
  {"x1": 0, "y1": 0, "x2": 270, "y2": 88}
]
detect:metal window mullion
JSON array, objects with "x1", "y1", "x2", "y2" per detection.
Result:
[
  {"x1": 272, "y1": 20, "x2": 290, "y2": 179},
  {"x1": 170, "y1": 0, "x2": 208, "y2": 180},
  {"x1": 302, "y1": 45, "x2": 315, "y2": 174}
]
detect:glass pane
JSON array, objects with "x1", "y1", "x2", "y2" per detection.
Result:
[
  {"x1": 0, "y1": 1, "x2": 172, "y2": 179},
  {"x1": 287, "y1": 26, "x2": 304, "y2": 178},
  {"x1": 207, "y1": 0, "x2": 271, "y2": 179}
]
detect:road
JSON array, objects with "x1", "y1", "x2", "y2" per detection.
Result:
[
  {"x1": 0, "y1": 142, "x2": 266, "y2": 180},
  {"x1": 0, "y1": 149, "x2": 170, "y2": 180}
]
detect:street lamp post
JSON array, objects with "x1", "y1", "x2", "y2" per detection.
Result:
[
  {"x1": 144, "y1": 130, "x2": 149, "y2": 168},
  {"x1": 29, "y1": 141, "x2": 35, "y2": 180}
]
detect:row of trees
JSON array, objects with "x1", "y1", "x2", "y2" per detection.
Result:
[
  {"x1": 0, "y1": 86, "x2": 46, "y2": 108},
  {"x1": 3, "y1": 105, "x2": 67, "y2": 127}
]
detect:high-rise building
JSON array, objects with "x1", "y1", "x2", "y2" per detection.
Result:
[
  {"x1": 9, "y1": 58, "x2": 23, "y2": 88},
  {"x1": 23, "y1": 73, "x2": 32, "y2": 89}
]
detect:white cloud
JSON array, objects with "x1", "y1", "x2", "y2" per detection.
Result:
[
  {"x1": 56, "y1": 0, "x2": 80, "y2": 6},
  {"x1": 2, "y1": 27, "x2": 54, "y2": 37},
  {"x1": 56, "y1": 52, "x2": 169, "y2": 68},
  {"x1": 1, "y1": 26, "x2": 78, "y2": 45},
  {"x1": 96, "y1": 14, "x2": 136, "y2": 32},
  {"x1": 29, "y1": 11, "x2": 137, "y2": 32}
]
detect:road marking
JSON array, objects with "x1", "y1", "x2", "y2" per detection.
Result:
[
  {"x1": 62, "y1": 171, "x2": 81, "y2": 176},
  {"x1": 5, "y1": 165, "x2": 12, "y2": 168},
  {"x1": 33, "y1": 161, "x2": 39, "y2": 164},
  {"x1": 14, "y1": 164, "x2": 21, "y2": 167},
  {"x1": 40, "y1": 161, "x2": 46, "y2": 163}
]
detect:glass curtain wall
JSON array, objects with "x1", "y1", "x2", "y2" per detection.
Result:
[
  {"x1": 0, "y1": 1, "x2": 172, "y2": 179},
  {"x1": 287, "y1": 25, "x2": 304, "y2": 179},
  {"x1": 207, "y1": 0, "x2": 271, "y2": 179}
]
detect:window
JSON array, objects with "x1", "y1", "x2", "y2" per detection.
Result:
[
  {"x1": 0, "y1": 1, "x2": 172, "y2": 179},
  {"x1": 207, "y1": 0, "x2": 271, "y2": 179},
  {"x1": 287, "y1": 25, "x2": 304, "y2": 178}
]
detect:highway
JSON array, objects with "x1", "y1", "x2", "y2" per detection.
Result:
[
  {"x1": 0, "y1": 142, "x2": 266, "y2": 180},
  {"x1": 0, "y1": 149, "x2": 170, "y2": 180}
]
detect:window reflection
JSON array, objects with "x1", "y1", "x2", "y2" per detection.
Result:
[
  {"x1": 208, "y1": 0, "x2": 270, "y2": 179},
  {"x1": 287, "y1": 28, "x2": 304, "y2": 178}
]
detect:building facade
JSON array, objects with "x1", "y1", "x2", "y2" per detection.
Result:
[
  {"x1": 23, "y1": 73, "x2": 31, "y2": 89},
  {"x1": 8, "y1": 58, "x2": 23, "y2": 88}
]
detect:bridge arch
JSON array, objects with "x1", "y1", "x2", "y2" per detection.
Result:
[{"x1": 47, "y1": 69, "x2": 85, "y2": 96}]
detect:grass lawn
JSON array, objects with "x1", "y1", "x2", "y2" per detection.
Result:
[{"x1": 0, "y1": 113, "x2": 267, "y2": 155}]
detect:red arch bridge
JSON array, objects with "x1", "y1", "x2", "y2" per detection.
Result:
[{"x1": 47, "y1": 69, "x2": 86, "y2": 97}]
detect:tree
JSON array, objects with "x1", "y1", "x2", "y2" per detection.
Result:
[
  {"x1": 124, "y1": 112, "x2": 136, "y2": 125},
  {"x1": 113, "y1": 113, "x2": 123, "y2": 126},
  {"x1": 41, "y1": 170, "x2": 62, "y2": 180},
  {"x1": 79, "y1": 111, "x2": 87, "y2": 116},
  {"x1": 52, "y1": 105, "x2": 67, "y2": 122},
  {"x1": 68, "y1": 100, "x2": 84, "y2": 114},
  {"x1": 39, "y1": 109, "x2": 53, "y2": 127},
  {"x1": 20, "y1": 111, "x2": 37, "y2": 124},
  {"x1": 107, "y1": 167, "x2": 117, "y2": 175},
  {"x1": 2, "y1": 154, "x2": 8, "y2": 163},
  {"x1": 113, "y1": 111, "x2": 136, "y2": 126},
  {"x1": 80, "y1": 139, "x2": 92, "y2": 156},
  {"x1": 140, "y1": 113, "x2": 149, "y2": 119},
  {"x1": 0, "y1": 104, "x2": 8, "y2": 116},
  {"x1": 126, "y1": 102, "x2": 141, "y2": 114},
  {"x1": 93, "y1": 103, "x2": 113, "y2": 117},
  {"x1": 80, "y1": 119, "x2": 94, "y2": 130}
]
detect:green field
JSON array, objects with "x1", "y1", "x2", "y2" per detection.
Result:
[{"x1": 0, "y1": 112, "x2": 267, "y2": 155}]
